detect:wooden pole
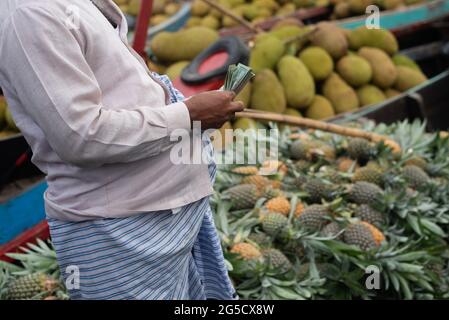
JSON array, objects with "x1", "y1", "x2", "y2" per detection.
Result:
[
  {"x1": 236, "y1": 109, "x2": 402, "y2": 153},
  {"x1": 199, "y1": 0, "x2": 263, "y2": 34}
]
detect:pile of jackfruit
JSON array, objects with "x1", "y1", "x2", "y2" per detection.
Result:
[
  {"x1": 113, "y1": 0, "x2": 182, "y2": 27},
  {"x1": 240, "y1": 22, "x2": 427, "y2": 122},
  {"x1": 0, "y1": 96, "x2": 20, "y2": 139},
  {"x1": 187, "y1": 0, "x2": 301, "y2": 30},
  {"x1": 292, "y1": 0, "x2": 427, "y2": 20},
  {"x1": 149, "y1": 21, "x2": 427, "y2": 126}
]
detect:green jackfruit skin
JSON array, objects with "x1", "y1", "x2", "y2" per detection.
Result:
[
  {"x1": 299, "y1": 46, "x2": 334, "y2": 81},
  {"x1": 305, "y1": 95, "x2": 335, "y2": 120},
  {"x1": 249, "y1": 35, "x2": 285, "y2": 72},
  {"x1": 348, "y1": 0, "x2": 374, "y2": 15},
  {"x1": 392, "y1": 54, "x2": 421, "y2": 71},
  {"x1": 250, "y1": 69, "x2": 286, "y2": 113},
  {"x1": 358, "y1": 47, "x2": 397, "y2": 89},
  {"x1": 356, "y1": 85, "x2": 387, "y2": 106},
  {"x1": 322, "y1": 73, "x2": 359, "y2": 114},
  {"x1": 5, "y1": 108, "x2": 18, "y2": 131},
  {"x1": 384, "y1": 88, "x2": 401, "y2": 98},
  {"x1": 277, "y1": 56, "x2": 315, "y2": 110},
  {"x1": 336, "y1": 55, "x2": 372, "y2": 87},
  {"x1": 309, "y1": 22, "x2": 348, "y2": 59},
  {"x1": 348, "y1": 27, "x2": 398, "y2": 55},
  {"x1": 394, "y1": 66, "x2": 427, "y2": 92},
  {"x1": 0, "y1": 97, "x2": 7, "y2": 128},
  {"x1": 150, "y1": 27, "x2": 219, "y2": 63},
  {"x1": 165, "y1": 61, "x2": 190, "y2": 80}
]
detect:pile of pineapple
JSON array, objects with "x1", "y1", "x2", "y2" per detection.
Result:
[
  {"x1": 0, "y1": 240, "x2": 68, "y2": 300},
  {"x1": 0, "y1": 95, "x2": 20, "y2": 139},
  {"x1": 212, "y1": 120, "x2": 449, "y2": 299},
  {"x1": 113, "y1": 0, "x2": 182, "y2": 27}
]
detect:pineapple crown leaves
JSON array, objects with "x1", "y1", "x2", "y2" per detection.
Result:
[{"x1": 6, "y1": 239, "x2": 60, "y2": 279}]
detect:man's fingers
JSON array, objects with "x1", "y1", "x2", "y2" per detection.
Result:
[{"x1": 229, "y1": 101, "x2": 245, "y2": 113}]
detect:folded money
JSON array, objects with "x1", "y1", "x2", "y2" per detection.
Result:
[{"x1": 223, "y1": 63, "x2": 255, "y2": 96}]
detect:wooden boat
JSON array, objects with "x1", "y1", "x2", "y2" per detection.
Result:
[{"x1": 2, "y1": 1, "x2": 449, "y2": 260}]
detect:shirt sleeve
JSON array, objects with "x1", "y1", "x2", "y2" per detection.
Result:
[{"x1": 1, "y1": 5, "x2": 191, "y2": 168}]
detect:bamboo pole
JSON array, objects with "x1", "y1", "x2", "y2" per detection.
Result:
[
  {"x1": 235, "y1": 109, "x2": 402, "y2": 153},
  {"x1": 199, "y1": 0, "x2": 263, "y2": 34}
]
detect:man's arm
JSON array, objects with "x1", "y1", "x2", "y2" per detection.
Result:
[{"x1": 0, "y1": 5, "x2": 241, "y2": 168}]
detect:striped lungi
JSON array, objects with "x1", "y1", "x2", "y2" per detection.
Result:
[{"x1": 48, "y1": 157, "x2": 236, "y2": 300}]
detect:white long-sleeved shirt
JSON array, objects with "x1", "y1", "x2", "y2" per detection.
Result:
[{"x1": 0, "y1": 0, "x2": 213, "y2": 221}]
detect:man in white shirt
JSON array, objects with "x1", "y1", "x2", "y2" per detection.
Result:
[{"x1": 0, "y1": 0, "x2": 242, "y2": 299}]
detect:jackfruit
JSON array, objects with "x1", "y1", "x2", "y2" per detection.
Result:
[
  {"x1": 185, "y1": 17, "x2": 202, "y2": 28},
  {"x1": 255, "y1": 0, "x2": 280, "y2": 11},
  {"x1": 276, "y1": 3, "x2": 296, "y2": 16},
  {"x1": 384, "y1": 88, "x2": 401, "y2": 98},
  {"x1": 201, "y1": 15, "x2": 220, "y2": 29},
  {"x1": 249, "y1": 35, "x2": 285, "y2": 73},
  {"x1": 348, "y1": 27, "x2": 398, "y2": 55},
  {"x1": 358, "y1": 47, "x2": 397, "y2": 89},
  {"x1": 211, "y1": 121, "x2": 233, "y2": 150},
  {"x1": 235, "y1": 83, "x2": 252, "y2": 108},
  {"x1": 250, "y1": 69, "x2": 287, "y2": 113},
  {"x1": 165, "y1": 61, "x2": 189, "y2": 81},
  {"x1": 349, "y1": 0, "x2": 375, "y2": 15},
  {"x1": 322, "y1": 73, "x2": 359, "y2": 114},
  {"x1": 127, "y1": 0, "x2": 142, "y2": 16},
  {"x1": 150, "y1": 15, "x2": 168, "y2": 27},
  {"x1": 310, "y1": 22, "x2": 348, "y2": 59},
  {"x1": 222, "y1": 9, "x2": 243, "y2": 27},
  {"x1": 305, "y1": 95, "x2": 335, "y2": 120},
  {"x1": 0, "y1": 96, "x2": 7, "y2": 128},
  {"x1": 233, "y1": 118, "x2": 263, "y2": 130},
  {"x1": 334, "y1": 2, "x2": 351, "y2": 18},
  {"x1": 277, "y1": 56, "x2": 315, "y2": 110},
  {"x1": 299, "y1": 46, "x2": 334, "y2": 81},
  {"x1": 392, "y1": 54, "x2": 421, "y2": 71},
  {"x1": 376, "y1": 0, "x2": 403, "y2": 9},
  {"x1": 336, "y1": 55, "x2": 372, "y2": 87},
  {"x1": 191, "y1": 0, "x2": 210, "y2": 16},
  {"x1": 164, "y1": 3, "x2": 180, "y2": 16},
  {"x1": 284, "y1": 108, "x2": 303, "y2": 117},
  {"x1": 356, "y1": 85, "x2": 387, "y2": 106},
  {"x1": 151, "y1": 27, "x2": 219, "y2": 63},
  {"x1": 271, "y1": 17, "x2": 303, "y2": 30},
  {"x1": 394, "y1": 66, "x2": 427, "y2": 91},
  {"x1": 5, "y1": 108, "x2": 18, "y2": 131}
]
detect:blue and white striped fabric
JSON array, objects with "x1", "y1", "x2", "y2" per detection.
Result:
[{"x1": 47, "y1": 74, "x2": 236, "y2": 300}]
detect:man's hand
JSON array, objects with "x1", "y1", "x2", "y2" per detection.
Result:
[{"x1": 184, "y1": 91, "x2": 244, "y2": 130}]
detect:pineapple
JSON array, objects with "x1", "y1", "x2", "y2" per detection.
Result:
[
  {"x1": 403, "y1": 165, "x2": 430, "y2": 188},
  {"x1": 347, "y1": 138, "x2": 375, "y2": 162},
  {"x1": 337, "y1": 157, "x2": 358, "y2": 172},
  {"x1": 6, "y1": 273, "x2": 59, "y2": 300},
  {"x1": 320, "y1": 222, "x2": 344, "y2": 240},
  {"x1": 242, "y1": 175, "x2": 271, "y2": 191},
  {"x1": 352, "y1": 166, "x2": 384, "y2": 186},
  {"x1": 354, "y1": 204, "x2": 385, "y2": 227},
  {"x1": 263, "y1": 186, "x2": 284, "y2": 200},
  {"x1": 296, "y1": 205, "x2": 330, "y2": 231},
  {"x1": 262, "y1": 212, "x2": 288, "y2": 236},
  {"x1": 230, "y1": 243, "x2": 262, "y2": 260},
  {"x1": 262, "y1": 248, "x2": 292, "y2": 273},
  {"x1": 248, "y1": 232, "x2": 272, "y2": 248},
  {"x1": 349, "y1": 182, "x2": 383, "y2": 205},
  {"x1": 260, "y1": 160, "x2": 288, "y2": 175},
  {"x1": 224, "y1": 184, "x2": 260, "y2": 210},
  {"x1": 405, "y1": 157, "x2": 427, "y2": 170},
  {"x1": 290, "y1": 140, "x2": 314, "y2": 160},
  {"x1": 231, "y1": 166, "x2": 259, "y2": 175},
  {"x1": 265, "y1": 196, "x2": 291, "y2": 216},
  {"x1": 294, "y1": 202, "x2": 305, "y2": 218},
  {"x1": 343, "y1": 221, "x2": 385, "y2": 251},
  {"x1": 304, "y1": 179, "x2": 332, "y2": 203},
  {"x1": 295, "y1": 160, "x2": 311, "y2": 172}
]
